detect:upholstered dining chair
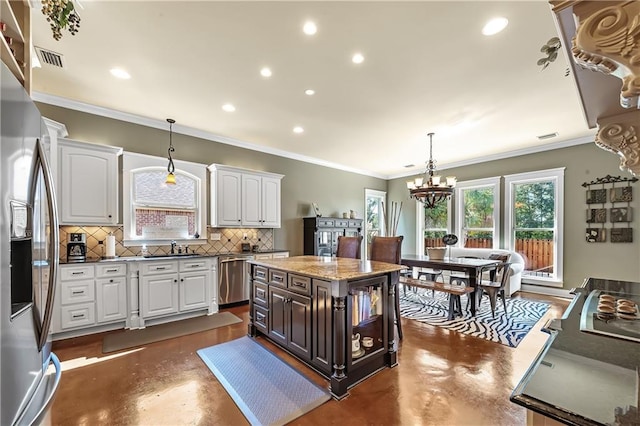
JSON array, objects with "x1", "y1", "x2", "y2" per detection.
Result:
[
  {"x1": 369, "y1": 235, "x2": 404, "y2": 339},
  {"x1": 336, "y1": 235, "x2": 363, "y2": 259},
  {"x1": 478, "y1": 262, "x2": 512, "y2": 318}
]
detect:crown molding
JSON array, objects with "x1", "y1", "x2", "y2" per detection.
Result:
[
  {"x1": 32, "y1": 91, "x2": 388, "y2": 179},
  {"x1": 34, "y1": 91, "x2": 595, "y2": 181}
]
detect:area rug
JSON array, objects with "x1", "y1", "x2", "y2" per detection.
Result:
[
  {"x1": 399, "y1": 289, "x2": 550, "y2": 347},
  {"x1": 197, "y1": 336, "x2": 330, "y2": 426},
  {"x1": 103, "y1": 312, "x2": 242, "y2": 353}
]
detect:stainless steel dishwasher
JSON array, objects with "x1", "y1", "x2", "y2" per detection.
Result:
[{"x1": 219, "y1": 255, "x2": 253, "y2": 305}]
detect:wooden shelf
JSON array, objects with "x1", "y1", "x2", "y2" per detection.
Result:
[{"x1": 1, "y1": 0, "x2": 30, "y2": 93}]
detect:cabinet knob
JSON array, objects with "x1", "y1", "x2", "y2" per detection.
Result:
[
  {"x1": 181, "y1": 278, "x2": 184, "y2": 282},
  {"x1": 110, "y1": 279, "x2": 113, "y2": 283},
  {"x1": 108, "y1": 214, "x2": 112, "y2": 218},
  {"x1": 174, "y1": 279, "x2": 178, "y2": 283}
]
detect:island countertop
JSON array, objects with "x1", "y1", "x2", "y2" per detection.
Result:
[{"x1": 247, "y1": 255, "x2": 404, "y2": 281}]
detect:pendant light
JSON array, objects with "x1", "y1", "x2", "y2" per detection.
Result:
[{"x1": 165, "y1": 118, "x2": 176, "y2": 185}]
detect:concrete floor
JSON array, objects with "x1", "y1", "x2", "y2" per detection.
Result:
[{"x1": 50, "y1": 292, "x2": 570, "y2": 425}]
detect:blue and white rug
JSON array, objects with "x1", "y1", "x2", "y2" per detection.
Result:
[
  {"x1": 399, "y1": 288, "x2": 550, "y2": 347},
  {"x1": 198, "y1": 336, "x2": 330, "y2": 425}
]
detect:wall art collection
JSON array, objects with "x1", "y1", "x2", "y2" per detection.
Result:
[{"x1": 583, "y1": 174, "x2": 637, "y2": 243}]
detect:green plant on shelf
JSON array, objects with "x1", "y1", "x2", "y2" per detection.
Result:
[{"x1": 41, "y1": 0, "x2": 81, "y2": 41}]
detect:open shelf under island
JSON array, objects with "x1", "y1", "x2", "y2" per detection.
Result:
[{"x1": 247, "y1": 255, "x2": 403, "y2": 399}]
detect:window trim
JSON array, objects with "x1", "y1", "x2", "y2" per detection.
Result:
[
  {"x1": 364, "y1": 188, "x2": 386, "y2": 260},
  {"x1": 415, "y1": 198, "x2": 452, "y2": 256},
  {"x1": 123, "y1": 152, "x2": 207, "y2": 246},
  {"x1": 504, "y1": 167, "x2": 565, "y2": 287},
  {"x1": 454, "y1": 176, "x2": 501, "y2": 249}
]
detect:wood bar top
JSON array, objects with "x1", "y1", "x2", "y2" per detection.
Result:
[{"x1": 248, "y1": 255, "x2": 404, "y2": 281}]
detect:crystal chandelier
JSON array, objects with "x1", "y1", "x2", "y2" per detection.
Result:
[
  {"x1": 165, "y1": 118, "x2": 176, "y2": 185},
  {"x1": 406, "y1": 132, "x2": 456, "y2": 208}
]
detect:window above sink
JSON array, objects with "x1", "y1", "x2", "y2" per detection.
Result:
[{"x1": 122, "y1": 152, "x2": 207, "y2": 247}]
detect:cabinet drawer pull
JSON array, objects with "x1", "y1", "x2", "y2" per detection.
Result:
[
  {"x1": 155, "y1": 267, "x2": 166, "y2": 270},
  {"x1": 190, "y1": 264, "x2": 201, "y2": 268},
  {"x1": 273, "y1": 275, "x2": 284, "y2": 282},
  {"x1": 292, "y1": 281, "x2": 306, "y2": 288},
  {"x1": 255, "y1": 271, "x2": 266, "y2": 278},
  {"x1": 71, "y1": 290, "x2": 84, "y2": 295},
  {"x1": 106, "y1": 268, "x2": 118, "y2": 273},
  {"x1": 71, "y1": 271, "x2": 84, "y2": 275},
  {"x1": 256, "y1": 288, "x2": 266, "y2": 298},
  {"x1": 72, "y1": 313, "x2": 85, "y2": 319},
  {"x1": 256, "y1": 312, "x2": 266, "y2": 321}
]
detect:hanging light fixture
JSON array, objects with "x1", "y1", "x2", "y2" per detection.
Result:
[
  {"x1": 165, "y1": 118, "x2": 176, "y2": 185},
  {"x1": 406, "y1": 132, "x2": 456, "y2": 208}
]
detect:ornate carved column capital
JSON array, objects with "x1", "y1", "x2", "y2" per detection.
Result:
[
  {"x1": 569, "y1": 1, "x2": 640, "y2": 109},
  {"x1": 596, "y1": 110, "x2": 640, "y2": 176}
]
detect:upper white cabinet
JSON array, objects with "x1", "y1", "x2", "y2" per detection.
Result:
[
  {"x1": 58, "y1": 139, "x2": 122, "y2": 225},
  {"x1": 209, "y1": 164, "x2": 283, "y2": 228}
]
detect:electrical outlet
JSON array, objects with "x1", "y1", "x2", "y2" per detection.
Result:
[
  {"x1": 210, "y1": 232, "x2": 221, "y2": 241},
  {"x1": 243, "y1": 232, "x2": 247, "y2": 240}
]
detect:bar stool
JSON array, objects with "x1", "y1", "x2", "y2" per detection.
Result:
[
  {"x1": 370, "y1": 235, "x2": 404, "y2": 339},
  {"x1": 336, "y1": 235, "x2": 363, "y2": 259}
]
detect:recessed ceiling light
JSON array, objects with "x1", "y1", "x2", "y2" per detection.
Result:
[
  {"x1": 352, "y1": 53, "x2": 365, "y2": 64},
  {"x1": 260, "y1": 67, "x2": 272, "y2": 78},
  {"x1": 110, "y1": 68, "x2": 131, "y2": 79},
  {"x1": 293, "y1": 126, "x2": 304, "y2": 134},
  {"x1": 304, "y1": 89, "x2": 315, "y2": 96},
  {"x1": 482, "y1": 17, "x2": 508, "y2": 36},
  {"x1": 303, "y1": 21, "x2": 317, "y2": 35},
  {"x1": 222, "y1": 103, "x2": 236, "y2": 112}
]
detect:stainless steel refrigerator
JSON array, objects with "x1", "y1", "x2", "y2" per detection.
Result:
[{"x1": 1, "y1": 62, "x2": 62, "y2": 425}]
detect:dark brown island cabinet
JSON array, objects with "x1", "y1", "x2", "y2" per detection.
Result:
[
  {"x1": 303, "y1": 217, "x2": 363, "y2": 257},
  {"x1": 247, "y1": 255, "x2": 402, "y2": 399}
]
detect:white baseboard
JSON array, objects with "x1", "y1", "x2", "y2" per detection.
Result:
[{"x1": 520, "y1": 284, "x2": 573, "y2": 299}]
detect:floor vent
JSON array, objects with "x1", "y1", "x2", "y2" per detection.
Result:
[{"x1": 35, "y1": 46, "x2": 64, "y2": 68}]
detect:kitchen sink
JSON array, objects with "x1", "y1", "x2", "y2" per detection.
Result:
[{"x1": 143, "y1": 253, "x2": 202, "y2": 259}]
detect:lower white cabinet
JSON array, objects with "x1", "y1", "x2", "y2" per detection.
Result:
[
  {"x1": 139, "y1": 257, "x2": 211, "y2": 320},
  {"x1": 253, "y1": 251, "x2": 290, "y2": 261},
  {"x1": 54, "y1": 262, "x2": 127, "y2": 335}
]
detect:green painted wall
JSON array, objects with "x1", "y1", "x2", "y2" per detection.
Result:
[
  {"x1": 36, "y1": 103, "x2": 387, "y2": 255},
  {"x1": 390, "y1": 142, "x2": 640, "y2": 290},
  {"x1": 38, "y1": 103, "x2": 639, "y2": 290}
]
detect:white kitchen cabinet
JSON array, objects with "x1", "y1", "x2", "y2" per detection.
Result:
[
  {"x1": 139, "y1": 257, "x2": 212, "y2": 320},
  {"x1": 53, "y1": 262, "x2": 127, "y2": 337},
  {"x1": 242, "y1": 174, "x2": 282, "y2": 227},
  {"x1": 253, "y1": 251, "x2": 289, "y2": 261},
  {"x1": 96, "y1": 276, "x2": 127, "y2": 323},
  {"x1": 208, "y1": 164, "x2": 283, "y2": 228},
  {"x1": 58, "y1": 138, "x2": 122, "y2": 225}
]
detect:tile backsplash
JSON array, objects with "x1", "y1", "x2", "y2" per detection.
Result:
[{"x1": 59, "y1": 226, "x2": 274, "y2": 261}]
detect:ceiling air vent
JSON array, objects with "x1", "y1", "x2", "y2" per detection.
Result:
[
  {"x1": 35, "y1": 46, "x2": 64, "y2": 68},
  {"x1": 537, "y1": 132, "x2": 558, "y2": 141}
]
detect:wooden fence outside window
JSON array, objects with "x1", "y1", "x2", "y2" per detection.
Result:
[{"x1": 424, "y1": 237, "x2": 554, "y2": 274}]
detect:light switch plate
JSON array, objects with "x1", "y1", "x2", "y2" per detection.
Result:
[{"x1": 210, "y1": 232, "x2": 221, "y2": 241}]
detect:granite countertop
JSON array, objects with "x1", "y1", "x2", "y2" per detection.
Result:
[
  {"x1": 60, "y1": 249, "x2": 290, "y2": 264},
  {"x1": 248, "y1": 255, "x2": 404, "y2": 281},
  {"x1": 511, "y1": 277, "x2": 640, "y2": 425}
]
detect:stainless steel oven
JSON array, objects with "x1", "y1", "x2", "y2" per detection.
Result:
[{"x1": 218, "y1": 255, "x2": 253, "y2": 305}]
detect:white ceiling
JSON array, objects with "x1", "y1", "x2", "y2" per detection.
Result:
[{"x1": 31, "y1": 1, "x2": 596, "y2": 179}]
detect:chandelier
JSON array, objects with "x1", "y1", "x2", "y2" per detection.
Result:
[
  {"x1": 406, "y1": 132, "x2": 456, "y2": 208},
  {"x1": 165, "y1": 118, "x2": 176, "y2": 185}
]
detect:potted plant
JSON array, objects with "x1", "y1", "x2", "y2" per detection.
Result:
[{"x1": 41, "y1": 0, "x2": 81, "y2": 41}]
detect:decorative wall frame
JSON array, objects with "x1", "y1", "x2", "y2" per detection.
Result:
[{"x1": 582, "y1": 175, "x2": 637, "y2": 243}]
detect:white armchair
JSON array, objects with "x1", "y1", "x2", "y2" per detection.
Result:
[{"x1": 448, "y1": 247, "x2": 525, "y2": 296}]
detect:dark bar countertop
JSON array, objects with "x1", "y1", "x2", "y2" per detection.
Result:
[{"x1": 511, "y1": 277, "x2": 640, "y2": 425}]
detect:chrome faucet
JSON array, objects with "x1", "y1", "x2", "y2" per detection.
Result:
[{"x1": 170, "y1": 240, "x2": 177, "y2": 254}]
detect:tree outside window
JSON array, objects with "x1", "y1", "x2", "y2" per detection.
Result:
[{"x1": 424, "y1": 202, "x2": 448, "y2": 250}]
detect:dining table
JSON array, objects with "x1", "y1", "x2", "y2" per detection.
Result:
[{"x1": 400, "y1": 254, "x2": 501, "y2": 316}]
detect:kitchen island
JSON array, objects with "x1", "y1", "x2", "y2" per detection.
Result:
[
  {"x1": 247, "y1": 255, "x2": 403, "y2": 399},
  {"x1": 511, "y1": 277, "x2": 640, "y2": 425}
]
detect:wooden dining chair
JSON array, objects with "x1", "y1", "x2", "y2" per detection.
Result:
[
  {"x1": 336, "y1": 235, "x2": 363, "y2": 259},
  {"x1": 478, "y1": 262, "x2": 512, "y2": 318},
  {"x1": 369, "y1": 235, "x2": 404, "y2": 339}
]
